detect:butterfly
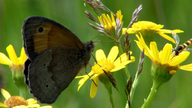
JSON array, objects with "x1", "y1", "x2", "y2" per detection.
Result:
[{"x1": 22, "y1": 16, "x2": 94, "y2": 104}]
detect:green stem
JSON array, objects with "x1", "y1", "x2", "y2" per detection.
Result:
[
  {"x1": 99, "y1": 75, "x2": 115, "y2": 108},
  {"x1": 117, "y1": 43, "x2": 124, "y2": 55},
  {"x1": 19, "y1": 87, "x2": 28, "y2": 98},
  {"x1": 130, "y1": 73, "x2": 140, "y2": 102},
  {"x1": 125, "y1": 101, "x2": 130, "y2": 108},
  {"x1": 141, "y1": 79, "x2": 162, "y2": 108},
  {"x1": 125, "y1": 51, "x2": 145, "y2": 108},
  {"x1": 125, "y1": 62, "x2": 140, "y2": 108},
  {"x1": 129, "y1": 52, "x2": 142, "y2": 102},
  {"x1": 104, "y1": 81, "x2": 115, "y2": 108},
  {"x1": 124, "y1": 66, "x2": 130, "y2": 79},
  {"x1": 107, "y1": 87, "x2": 115, "y2": 108},
  {"x1": 12, "y1": 68, "x2": 28, "y2": 98}
]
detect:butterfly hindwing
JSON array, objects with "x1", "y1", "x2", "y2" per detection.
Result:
[{"x1": 28, "y1": 46, "x2": 87, "y2": 103}]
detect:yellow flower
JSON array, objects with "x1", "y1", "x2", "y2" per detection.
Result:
[
  {"x1": 0, "y1": 44, "x2": 27, "y2": 71},
  {"x1": 0, "y1": 45, "x2": 28, "y2": 90},
  {"x1": 98, "y1": 10, "x2": 123, "y2": 31},
  {"x1": 0, "y1": 89, "x2": 52, "y2": 108},
  {"x1": 123, "y1": 21, "x2": 184, "y2": 44},
  {"x1": 135, "y1": 34, "x2": 192, "y2": 75},
  {"x1": 76, "y1": 46, "x2": 135, "y2": 98}
]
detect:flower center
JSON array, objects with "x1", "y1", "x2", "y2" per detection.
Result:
[
  {"x1": 4, "y1": 96, "x2": 28, "y2": 108},
  {"x1": 92, "y1": 58, "x2": 115, "y2": 74}
]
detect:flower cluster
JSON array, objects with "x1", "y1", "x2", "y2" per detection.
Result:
[
  {"x1": 0, "y1": 45, "x2": 27, "y2": 71},
  {"x1": 81, "y1": 1, "x2": 191, "y2": 108}
]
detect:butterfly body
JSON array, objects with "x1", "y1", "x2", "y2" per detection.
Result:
[{"x1": 22, "y1": 16, "x2": 94, "y2": 104}]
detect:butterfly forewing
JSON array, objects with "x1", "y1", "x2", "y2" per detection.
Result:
[{"x1": 22, "y1": 16, "x2": 85, "y2": 60}]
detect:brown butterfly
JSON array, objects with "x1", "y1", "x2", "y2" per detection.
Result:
[{"x1": 22, "y1": 16, "x2": 94, "y2": 104}]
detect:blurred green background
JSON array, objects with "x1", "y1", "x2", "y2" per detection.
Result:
[{"x1": 0, "y1": 0, "x2": 192, "y2": 108}]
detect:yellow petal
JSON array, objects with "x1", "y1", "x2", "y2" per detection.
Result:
[
  {"x1": 116, "y1": 10, "x2": 123, "y2": 21},
  {"x1": 102, "y1": 14, "x2": 109, "y2": 29},
  {"x1": 96, "y1": 49, "x2": 106, "y2": 61},
  {"x1": 77, "y1": 71, "x2": 93, "y2": 91},
  {"x1": 135, "y1": 34, "x2": 153, "y2": 60},
  {"x1": 158, "y1": 29, "x2": 173, "y2": 33},
  {"x1": 180, "y1": 63, "x2": 192, "y2": 71},
  {"x1": 161, "y1": 43, "x2": 172, "y2": 64},
  {"x1": 113, "y1": 56, "x2": 135, "y2": 72},
  {"x1": 28, "y1": 104, "x2": 40, "y2": 108},
  {"x1": 107, "y1": 46, "x2": 118, "y2": 61},
  {"x1": 159, "y1": 29, "x2": 183, "y2": 33},
  {"x1": 40, "y1": 105, "x2": 53, "y2": 108},
  {"x1": 106, "y1": 14, "x2": 112, "y2": 27},
  {"x1": 19, "y1": 47, "x2": 27, "y2": 65},
  {"x1": 122, "y1": 28, "x2": 140, "y2": 34},
  {"x1": 0, "y1": 53, "x2": 12, "y2": 66},
  {"x1": 111, "y1": 12, "x2": 115, "y2": 23},
  {"x1": 13, "y1": 105, "x2": 25, "y2": 108},
  {"x1": 116, "y1": 60, "x2": 132, "y2": 67},
  {"x1": 90, "y1": 74, "x2": 99, "y2": 80},
  {"x1": 135, "y1": 40, "x2": 144, "y2": 50},
  {"x1": 173, "y1": 29, "x2": 184, "y2": 33},
  {"x1": 27, "y1": 98, "x2": 37, "y2": 105},
  {"x1": 114, "y1": 53, "x2": 128, "y2": 64},
  {"x1": 111, "y1": 65, "x2": 125, "y2": 72},
  {"x1": 14, "y1": 104, "x2": 40, "y2": 108},
  {"x1": 158, "y1": 32, "x2": 176, "y2": 44},
  {"x1": 169, "y1": 51, "x2": 190, "y2": 66},
  {"x1": 129, "y1": 51, "x2": 133, "y2": 55},
  {"x1": 130, "y1": 56, "x2": 135, "y2": 62},
  {"x1": 1, "y1": 89, "x2": 11, "y2": 99},
  {"x1": 0, "y1": 102, "x2": 7, "y2": 107},
  {"x1": 135, "y1": 40, "x2": 151, "y2": 58},
  {"x1": 6, "y1": 45, "x2": 19, "y2": 66},
  {"x1": 27, "y1": 104, "x2": 40, "y2": 107},
  {"x1": 114, "y1": 54, "x2": 135, "y2": 66},
  {"x1": 98, "y1": 16, "x2": 103, "y2": 26},
  {"x1": 75, "y1": 75, "x2": 87, "y2": 79},
  {"x1": 13, "y1": 105, "x2": 28, "y2": 108},
  {"x1": 150, "y1": 42, "x2": 160, "y2": 62},
  {"x1": 90, "y1": 77, "x2": 98, "y2": 98},
  {"x1": 77, "y1": 75, "x2": 89, "y2": 91},
  {"x1": 152, "y1": 24, "x2": 164, "y2": 29}
]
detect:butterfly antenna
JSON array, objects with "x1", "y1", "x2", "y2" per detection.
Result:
[
  {"x1": 84, "y1": 53, "x2": 100, "y2": 87},
  {"x1": 91, "y1": 53, "x2": 98, "y2": 64},
  {"x1": 84, "y1": 65, "x2": 98, "y2": 87},
  {"x1": 90, "y1": 34, "x2": 104, "y2": 41}
]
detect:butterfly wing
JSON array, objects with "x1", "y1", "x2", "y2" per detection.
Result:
[
  {"x1": 26, "y1": 46, "x2": 86, "y2": 104},
  {"x1": 22, "y1": 16, "x2": 85, "y2": 60},
  {"x1": 22, "y1": 16, "x2": 94, "y2": 104}
]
